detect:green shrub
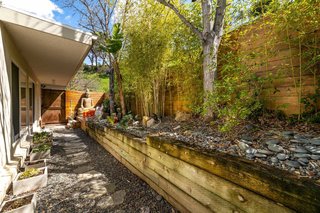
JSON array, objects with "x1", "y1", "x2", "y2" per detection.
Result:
[
  {"x1": 32, "y1": 144, "x2": 51, "y2": 153},
  {"x1": 19, "y1": 168, "x2": 41, "y2": 180},
  {"x1": 205, "y1": 53, "x2": 264, "y2": 132}
]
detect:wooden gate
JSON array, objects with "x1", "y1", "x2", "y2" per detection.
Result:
[{"x1": 41, "y1": 89, "x2": 66, "y2": 124}]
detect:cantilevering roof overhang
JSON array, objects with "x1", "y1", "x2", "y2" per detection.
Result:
[{"x1": 0, "y1": 4, "x2": 97, "y2": 88}]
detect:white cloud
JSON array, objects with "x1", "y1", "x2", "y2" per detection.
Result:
[{"x1": 2, "y1": 0, "x2": 63, "y2": 20}]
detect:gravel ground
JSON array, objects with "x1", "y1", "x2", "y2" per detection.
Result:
[{"x1": 36, "y1": 126, "x2": 175, "y2": 213}]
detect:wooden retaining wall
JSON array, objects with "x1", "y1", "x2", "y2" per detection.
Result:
[
  {"x1": 81, "y1": 121, "x2": 320, "y2": 213},
  {"x1": 65, "y1": 90, "x2": 106, "y2": 118}
]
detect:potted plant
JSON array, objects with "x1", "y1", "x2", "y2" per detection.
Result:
[
  {"x1": 13, "y1": 167, "x2": 48, "y2": 195},
  {"x1": 32, "y1": 131, "x2": 53, "y2": 147},
  {"x1": 29, "y1": 144, "x2": 51, "y2": 161},
  {"x1": 24, "y1": 159, "x2": 47, "y2": 169},
  {"x1": 0, "y1": 193, "x2": 36, "y2": 213}
]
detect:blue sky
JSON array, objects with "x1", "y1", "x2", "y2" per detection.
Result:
[{"x1": 2, "y1": 0, "x2": 81, "y2": 29}]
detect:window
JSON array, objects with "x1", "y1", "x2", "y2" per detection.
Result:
[
  {"x1": 20, "y1": 71, "x2": 27, "y2": 130},
  {"x1": 11, "y1": 63, "x2": 19, "y2": 138},
  {"x1": 29, "y1": 81, "x2": 35, "y2": 132}
]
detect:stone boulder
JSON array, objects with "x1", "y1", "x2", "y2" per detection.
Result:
[{"x1": 175, "y1": 111, "x2": 192, "y2": 122}]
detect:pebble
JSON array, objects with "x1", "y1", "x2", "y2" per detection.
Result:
[
  {"x1": 241, "y1": 135, "x2": 253, "y2": 141},
  {"x1": 257, "y1": 149, "x2": 273, "y2": 155},
  {"x1": 298, "y1": 158, "x2": 309, "y2": 164},
  {"x1": 254, "y1": 153, "x2": 267, "y2": 158},
  {"x1": 293, "y1": 153, "x2": 310, "y2": 158},
  {"x1": 289, "y1": 146, "x2": 308, "y2": 153},
  {"x1": 277, "y1": 153, "x2": 288, "y2": 161},
  {"x1": 268, "y1": 144, "x2": 284, "y2": 153},
  {"x1": 311, "y1": 155, "x2": 320, "y2": 160},
  {"x1": 290, "y1": 139, "x2": 301, "y2": 143},
  {"x1": 286, "y1": 161, "x2": 300, "y2": 168},
  {"x1": 240, "y1": 139, "x2": 253, "y2": 145},
  {"x1": 265, "y1": 139, "x2": 280, "y2": 146},
  {"x1": 246, "y1": 148, "x2": 257, "y2": 155},
  {"x1": 310, "y1": 139, "x2": 320, "y2": 145},
  {"x1": 238, "y1": 141, "x2": 250, "y2": 151},
  {"x1": 271, "y1": 157, "x2": 279, "y2": 163}
]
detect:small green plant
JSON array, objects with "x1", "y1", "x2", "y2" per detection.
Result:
[
  {"x1": 32, "y1": 144, "x2": 51, "y2": 153},
  {"x1": 33, "y1": 132, "x2": 52, "y2": 144},
  {"x1": 118, "y1": 114, "x2": 133, "y2": 128},
  {"x1": 205, "y1": 52, "x2": 264, "y2": 132},
  {"x1": 19, "y1": 168, "x2": 41, "y2": 180}
]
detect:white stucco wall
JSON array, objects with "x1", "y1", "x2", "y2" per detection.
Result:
[{"x1": 0, "y1": 22, "x2": 41, "y2": 203}]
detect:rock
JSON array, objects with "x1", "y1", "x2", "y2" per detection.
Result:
[
  {"x1": 310, "y1": 139, "x2": 320, "y2": 145},
  {"x1": 173, "y1": 125, "x2": 181, "y2": 130},
  {"x1": 298, "y1": 158, "x2": 309, "y2": 164},
  {"x1": 246, "y1": 148, "x2": 257, "y2": 155},
  {"x1": 289, "y1": 146, "x2": 308, "y2": 153},
  {"x1": 257, "y1": 149, "x2": 273, "y2": 155},
  {"x1": 238, "y1": 141, "x2": 250, "y2": 151},
  {"x1": 146, "y1": 118, "x2": 155, "y2": 128},
  {"x1": 277, "y1": 153, "x2": 288, "y2": 161},
  {"x1": 271, "y1": 157, "x2": 279, "y2": 163},
  {"x1": 240, "y1": 139, "x2": 253, "y2": 145},
  {"x1": 311, "y1": 155, "x2": 320, "y2": 160},
  {"x1": 246, "y1": 154, "x2": 255, "y2": 160},
  {"x1": 142, "y1": 116, "x2": 150, "y2": 126},
  {"x1": 140, "y1": 207, "x2": 151, "y2": 213},
  {"x1": 175, "y1": 111, "x2": 192, "y2": 122},
  {"x1": 290, "y1": 139, "x2": 302, "y2": 144},
  {"x1": 254, "y1": 153, "x2": 267, "y2": 158},
  {"x1": 306, "y1": 146, "x2": 320, "y2": 154},
  {"x1": 265, "y1": 139, "x2": 280, "y2": 146},
  {"x1": 286, "y1": 161, "x2": 300, "y2": 168},
  {"x1": 305, "y1": 146, "x2": 317, "y2": 153},
  {"x1": 156, "y1": 195, "x2": 162, "y2": 201},
  {"x1": 244, "y1": 125, "x2": 254, "y2": 131},
  {"x1": 241, "y1": 135, "x2": 253, "y2": 141},
  {"x1": 133, "y1": 121, "x2": 139, "y2": 126},
  {"x1": 268, "y1": 144, "x2": 283, "y2": 153},
  {"x1": 293, "y1": 153, "x2": 310, "y2": 158}
]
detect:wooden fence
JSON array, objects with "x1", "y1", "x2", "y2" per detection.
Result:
[
  {"x1": 81, "y1": 121, "x2": 320, "y2": 213},
  {"x1": 230, "y1": 19, "x2": 320, "y2": 115},
  {"x1": 127, "y1": 19, "x2": 320, "y2": 116},
  {"x1": 65, "y1": 90, "x2": 106, "y2": 118}
]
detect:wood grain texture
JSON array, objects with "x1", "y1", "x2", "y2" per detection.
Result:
[{"x1": 81, "y1": 123, "x2": 320, "y2": 213}]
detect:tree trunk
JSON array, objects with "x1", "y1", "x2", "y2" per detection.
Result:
[
  {"x1": 114, "y1": 61, "x2": 126, "y2": 116},
  {"x1": 109, "y1": 68, "x2": 115, "y2": 114}
]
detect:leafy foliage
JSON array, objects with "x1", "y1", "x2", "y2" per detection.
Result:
[
  {"x1": 205, "y1": 52, "x2": 264, "y2": 132},
  {"x1": 99, "y1": 23, "x2": 124, "y2": 57},
  {"x1": 19, "y1": 168, "x2": 41, "y2": 180},
  {"x1": 32, "y1": 144, "x2": 51, "y2": 153}
]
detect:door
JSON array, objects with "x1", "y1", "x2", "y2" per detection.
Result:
[{"x1": 41, "y1": 89, "x2": 66, "y2": 124}]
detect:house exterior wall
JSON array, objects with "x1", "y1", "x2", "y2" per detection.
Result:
[{"x1": 0, "y1": 22, "x2": 42, "y2": 203}]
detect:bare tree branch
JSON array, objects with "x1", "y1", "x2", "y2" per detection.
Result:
[
  {"x1": 213, "y1": 0, "x2": 227, "y2": 38},
  {"x1": 156, "y1": 0, "x2": 203, "y2": 40}
]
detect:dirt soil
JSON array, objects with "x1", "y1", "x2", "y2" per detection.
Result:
[{"x1": 2, "y1": 195, "x2": 33, "y2": 211}]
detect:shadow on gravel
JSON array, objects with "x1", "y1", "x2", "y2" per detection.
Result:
[{"x1": 36, "y1": 127, "x2": 175, "y2": 213}]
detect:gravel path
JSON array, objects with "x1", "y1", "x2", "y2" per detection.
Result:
[{"x1": 36, "y1": 126, "x2": 174, "y2": 213}]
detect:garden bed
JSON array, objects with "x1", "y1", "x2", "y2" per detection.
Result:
[
  {"x1": 0, "y1": 193, "x2": 36, "y2": 213},
  {"x1": 83, "y1": 119, "x2": 320, "y2": 213},
  {"x1": 12, "y1": 167, "x2": 48, "y2": 195},
  {"x1": 90, "y1": 117, "x2": 320, "y2": 180}
]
